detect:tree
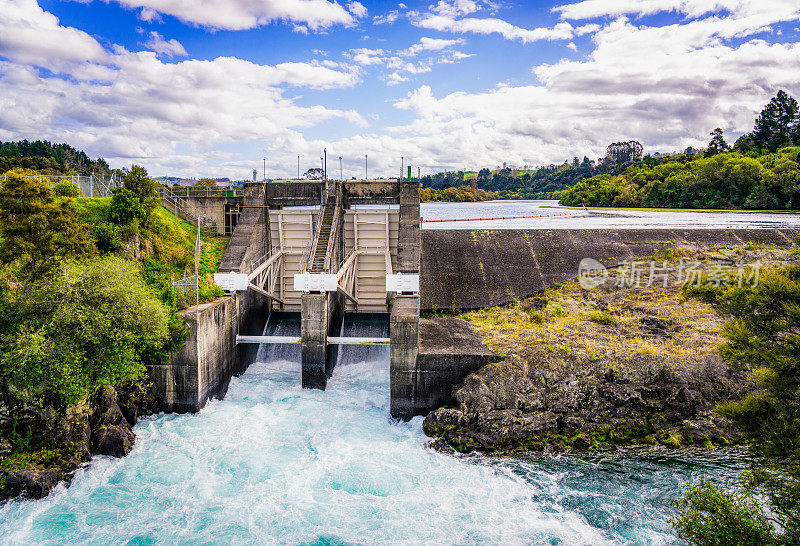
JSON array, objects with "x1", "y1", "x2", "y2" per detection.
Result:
[
  {"x1": 674, "y1": 266, "x2": 800, "y2": 543},
  {"x1": 705, "y1": 128, "x2": 730, "y2": 156},
  {"x1": 121, "y1": 165, "x2": 158, "y2": 220},
  {"x1": 606, "y1": 141, "x2": 644, "y2": 164},
  {"x1": 110, "y1": 188, "x2": 146, "y2": 225},
  {"x1": 0, "y1": 170, "x2": 94, "y2": 282},
  {"x1": 304, "y1": 168, "x2": 323, "y2": 180},
  {"x1": 752, "y1": 90, "x2": 799, "y2": 152},
  {"x1": 193, "y1": 178, "x2": 217, "y2": 187}
]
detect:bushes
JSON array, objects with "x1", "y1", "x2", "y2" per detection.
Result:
[
  {"x1": 110, "y1": 188, "x2": 146, "y2": 224},
  {"x1": 52, "y1": 182, "x2": 80, "y2": 198},
  {"x1": 0, "y1": 170, "x2": 95, "y2": 282},
  {"x1": 675, "y1": 266, "x2": 800, "y2": 543},
  {"x1": 0, "y1": 257, "x2": 181, "y2": 406}
]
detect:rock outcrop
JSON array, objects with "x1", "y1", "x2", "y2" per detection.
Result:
[
  {"x1": 0, "y1": 384, "x2": 145, "y2": 500},
  {"x1": 424, "y1": 351, "x2": 751, "y2": 453},
  {"x1": 423, "y1": 247, "x2": 785, "y2": 454}
]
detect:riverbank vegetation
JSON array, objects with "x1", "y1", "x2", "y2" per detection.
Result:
[
  {"x1": 672, "y1": 265, "x2": 800, "y2": 544},
  {"x1": 0, "y1": 166, "x2": 225, "y2": 499},
  {"x1": 420, "y1": 185, "x2": 498, "y2": 202}
]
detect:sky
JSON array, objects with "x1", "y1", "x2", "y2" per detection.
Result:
[{"x1": 1, "y1": 0, "x2": 800, "y2": 180}]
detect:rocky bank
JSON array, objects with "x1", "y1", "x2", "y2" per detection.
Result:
[
  {"x1": 424, "y1": 246, "x2": 796, "y2": 454},
  {"x1": 0, "y1": 384, "x2": 148, "y2": 500}
]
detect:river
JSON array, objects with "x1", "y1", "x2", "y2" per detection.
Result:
[
  {"x1": 0, "y1": 314, "x2": 748, "y2": 544},
  {"x1": 421, "y1": 200, "x2": 800, "y2": 230}
]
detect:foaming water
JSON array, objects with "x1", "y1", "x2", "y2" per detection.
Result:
[{"x1": 0, "y1": 314, "x2": 746, "y2": 544}]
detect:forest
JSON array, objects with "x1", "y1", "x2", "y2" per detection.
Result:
[{"x1": 0, "y1": 140, "x2": 111, "y2": 177}]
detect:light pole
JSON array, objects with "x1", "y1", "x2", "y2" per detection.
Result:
[
  {"x1": 339, "y1": 156, "x2": 343, "y2": 182},
  {"x1": 297, "y1": 156, "x2": 300, "y2": 180},
  {"x1": 262, "y1": 158, "x2": 266, "y2": 182},
  {"x1": 365, "y1": 154, "x2": 368, "y2": 180},
  {"x1": 323, "y1": 148, "x2": 327, "y2": 181},
  {"x1": 401, "y1": 156, "x2": 404, "y2": 181}
]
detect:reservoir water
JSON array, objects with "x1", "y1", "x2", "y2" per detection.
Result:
[
  {"x1": 0, "y1": 314, "x2": 748, "y2": 544},
  {"x1": 421, "y1": 200, "x2": 800, "y2": 230}
]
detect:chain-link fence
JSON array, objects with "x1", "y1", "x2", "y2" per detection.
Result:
[{"x1": 1, "y1": 173, "x2": 120, "y2": 197}]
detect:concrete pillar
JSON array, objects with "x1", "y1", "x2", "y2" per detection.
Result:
[
  {"x1": 397, "y1": 180, "x2": 420, "y2": 273},
  {"x1": 390, "y1": 180, "x2": 422, "y2": 419},
  {"x1": 390, "y1": 295, "x2": 420, "y2": 420},
  {"x1": 301, "y1": 293, "x2": 329, "y2": 389}
]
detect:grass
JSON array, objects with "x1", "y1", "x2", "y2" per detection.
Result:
[{"x1": 71, "y1": 198, "x2": 228, "y2": 308}]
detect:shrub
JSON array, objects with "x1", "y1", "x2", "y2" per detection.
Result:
[
  {"x1": 110, "y1": 188, "x2": 146, "y2": 225},
  {"x1": 672, "y1": 481, "x2": 778, "y2": 545},
  {"x1": 52, "y1": 182, "x2": 80, "y2": 198},
  {"x1": 587, "y1": 311, "x2": 614, "y2": 325},
  {"x1": 92, "y1": 222, "x2": 123, "y2": 253},
  {"x1": 0, "y1": 170, "x2": 95, "y2": 281},
  {"x1": 0, "y1": 257, "x2": 181, "y2": 406}
]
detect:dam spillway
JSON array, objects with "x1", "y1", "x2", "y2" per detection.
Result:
[{"x1": 152, "y1": 182, "x2": 799, "y2": 421}]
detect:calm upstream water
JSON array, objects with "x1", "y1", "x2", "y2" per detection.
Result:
[
  {"x1": 0, "y1": 314, "x2": 748, "y2": 544},
  {"x1": 421, "y1": 200, "x2": 800, "y2": 229}
]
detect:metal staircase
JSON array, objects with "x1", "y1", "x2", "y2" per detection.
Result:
[{"x1": 309, "y1": 201, "x2": 336, "y2": 272}]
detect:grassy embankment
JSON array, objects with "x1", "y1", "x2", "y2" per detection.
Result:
[{"x1": 72, "y1": 197, "x2": 226, "y2": 307}]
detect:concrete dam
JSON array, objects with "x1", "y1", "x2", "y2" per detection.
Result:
[{"x1": 149, "y1": 181, "x2": 799, "y2": 420}]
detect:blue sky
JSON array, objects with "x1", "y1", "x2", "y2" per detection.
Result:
[{"x1": 1, "y1": 0, "x2": 800, "y2": 179}]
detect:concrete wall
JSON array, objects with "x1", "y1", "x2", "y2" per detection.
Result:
[
  {"x1": 421, "y1": 228, "x2": 799, "y2": 311},
  {"x1": 151, "y1": 297, "x2": 238, "y2": 412},
  {"x1": 267, "y1": 181, "x2": 323, "y2": 206},
  {"x1": 343, "y1": 181, "x2": 400, "y2": 205},
  {"x1": 153, "y1": 182, "x2": 270, "y2": 412}
]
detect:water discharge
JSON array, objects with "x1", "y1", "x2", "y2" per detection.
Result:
[{"x1": 0, "y1": 314, "x2": 747, "y2": 544}]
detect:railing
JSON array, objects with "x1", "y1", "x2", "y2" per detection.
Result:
[
  {"x1": 158, "y1": 188, "x2": 220, "y2": 236},
  {"x1": 156, "y1": 186, "x2": 243, "y2": 199}
]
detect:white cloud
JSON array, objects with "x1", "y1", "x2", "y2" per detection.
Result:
[
  {"x1": 103, "y1": 0, "x2": 357, "y2": 31},
  {"x1": 566, "y1": 41, "x2": 577, "y2": 51},
  {"x1": 143, "y1": 31, "x2": 187, "y2": 57},
  {"x1": 138, "y1": 6, "x2": 162, "y2": 22},
  {"x1": 347, "y1": 47, "x2": 385, "y2": 66},
  {"x1": 0, "y1": 0, "x2": 108, "y2": 70},
  {"x1": 347, "y1": 1, "x2": 367, "y2": 18},
  {"x1": 373, "y1": 10, "x2": 399, "y2": 25},
  {"x1": 400, "y1": 37, "x2": 465, "y2": 57},
  {"x1": 345, "y1": 37, "x2": 470, "y2": 85},
  {"x1": 385, "y1": 72, "x2": 409, "y2": 86},
  {"x1": 0, "y1": 0, "x2": 365, "y2": 176},
  {"x1": 554, "y1": 0, "x2": 800, "y2": 21},
  {"x1": 292, "y1": 24, "x2": 308, "y2": 34},
  {"x1": 414, "y1": 14, "x2": 589, "y2": 43}
]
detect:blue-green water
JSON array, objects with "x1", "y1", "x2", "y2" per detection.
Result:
[{"x1": 0, "y1": 316, "x2": 746, "y2": 544}]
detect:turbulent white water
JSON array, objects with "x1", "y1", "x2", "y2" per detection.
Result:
[{"x1": 0, "y1": 314, "x2": 746, "y2": 544}]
